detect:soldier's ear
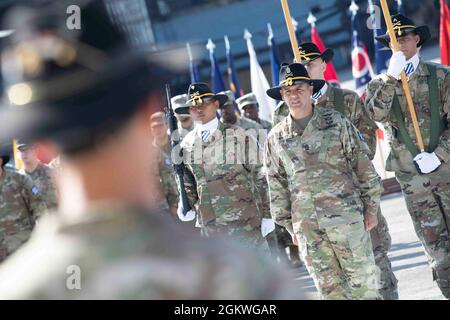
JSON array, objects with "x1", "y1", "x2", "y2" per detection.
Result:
[{"x1": 413, "y1": 34, "x2": 420, "y2": 46}]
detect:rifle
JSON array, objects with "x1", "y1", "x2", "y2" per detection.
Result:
[{"x1": 164, "y1": 84, "x2": 192, "y2": 216}]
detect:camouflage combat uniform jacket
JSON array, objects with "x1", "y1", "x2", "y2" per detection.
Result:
[
  {"x1": 365, "y1": 58, "x2": 450, "y2": 173},
  {"x1": 256, "y1": 118, "x2": 272, "y2": 131},
  {"x1": 0, "y1": 168, "x2": 47, "y2": 259},
  {"x1": 232, "y1": 117, "x2": 264, "y2": 131},
  {"x1": 181, "y1": 121, "x2": 270, "y2": 243},
  {"x1": 272, "y1": 83, "x2": 378, "y2": 159},
  {"x1": 265, "y1": 107, "x2": 383, "y2": 232},
  {"x1": 0, "y1": 202, "x2": 302, "y2": 299},
  {"x1": 21, "y1": 163, "x2": 58, "y2": 209},
  {"x1": 154, "y1": 139, "x2": 179, "y2": 211}
]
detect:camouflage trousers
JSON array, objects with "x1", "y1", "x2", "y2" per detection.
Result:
[
  {"x1": 396, "y1": 168, "x2": 450, "y2": 299},
  {"x1": 297, "y1": 219, "x2": 381, "y2": 300},
  {"x1": 370, "y1": 207, "x2": 398, "y2": 300}
]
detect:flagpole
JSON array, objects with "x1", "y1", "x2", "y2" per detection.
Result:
[
  {"x1": 280, "y1": 0, "x2": 301, "y2": 62},
  {"x1": 380, "y1": 0, "x2": 425, "y2": 152}
]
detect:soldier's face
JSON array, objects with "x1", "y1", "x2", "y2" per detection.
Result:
[
  {"x1": 175, "y1": 113, "x2": 193, "y2": 126},
  {"x1": 220, "y1": 103, "x2": 237, "y2": 123},
  {"x1": 243, "y1": 104, "x2": 259, "y2": 121},
  {"x1": 304, "y1": 58, "x2": 326, "y2": 80},
  {"x1": 19, "y1": 146, "x2": 39, "y2": 167},
  {"x1": 150, "y1": 123, "x2": 167, "y2": 140},
  {"x1": 392, "y1": 34, "x2": 420, "y2": 60},
  {"x1": 281, "y1": 83, "x2": 313, "y2": 111},
  {"x1": 188, "y1": 99, "x2": 219, "y2": 124}
]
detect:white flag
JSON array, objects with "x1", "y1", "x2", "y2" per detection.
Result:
[{"x1": 244, "y1": 29, "x2": 276, "y2": 122}]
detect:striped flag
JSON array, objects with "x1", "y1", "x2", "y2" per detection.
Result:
[
  {"x1": 350, "y1": 1, "x2": 374, "y2": 96},
  {"x1": 369, "y1": 0, "x2": 391, "y2": 74}
]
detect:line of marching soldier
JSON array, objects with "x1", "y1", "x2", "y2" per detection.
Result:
[{"x1": 159, "y1": 14, "x2": 450, "y2": 300}]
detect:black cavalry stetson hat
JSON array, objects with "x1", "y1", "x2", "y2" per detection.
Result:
[
  {"x1": 375, "y1": 14, "x2": 430, "y2": 48},
  {"x1": 0, "y1": 0, "x2": 175, "y2": 144},
  {"x1": 186, "y1": 83, "x2": 228, "y2": 107},
  {"x1": 298, "y1": 42, "x2": 334, "y2": 65},
  {"x1": 266, "y1": 63, "x2": 325, "y2": 101}
]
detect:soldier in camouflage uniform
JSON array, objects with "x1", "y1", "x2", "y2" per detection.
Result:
[
  {"x1": 274, "y1": 43, "x2": 397, "y2": 299},
  {"x1": 17, "y1": 141, "x2": 58, "y2": 209},
  {"x1": 0, "y1": 144, "x2": 47, "y2": 261},
  {"x1": 219, "y1": 90, "x2": 264, "y2": 132},
  {"x1": 172, "y1": 94, "x2": 196, "y2": 141},
  {"x1": 149, "y1": 112, "x2": 179, "y2": 217},
  {"x1": 179, "y1": 83, "x2": 274, "y2": 249},
  {"x1": 265, "y1": 63, "x2": 383, "y2": 299},
  {"x1": 236, "y1": 93, "x2": 272, "y2": 131},
  {"x1": 365, "y1": 14, "x2": 450, "y2": 299},
  {"x1": 0, "y1": 0, "x2": 299, "y2": 299}
]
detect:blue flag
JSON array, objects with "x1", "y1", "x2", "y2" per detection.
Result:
[
  {"x1": 224, "y1": 36, "x2": 242, "y2": 98},
  {"x1": 187, "y1": 43, "x2": 200, "y2": 83},
  {"x1": 268, "y1": 23, "x2": 280, "y2": 87},
  {"x1": 369, "y1": 0, "x2": 391, "y2": 74},
  {"x1": 207, "y1": 39, "x2": 226, "y2": 93}
]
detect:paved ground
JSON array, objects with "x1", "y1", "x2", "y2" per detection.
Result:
[{"x1": 290, "y1": 192, "x2": 445, "y2": 300}]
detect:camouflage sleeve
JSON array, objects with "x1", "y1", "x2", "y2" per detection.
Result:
[
  {"x1": 20, "y1": 174, "x2": 47, "y2": 221},
  {"x1": 348, "y1": 93, "x2": 378, "y2": 160},
  {"x1": 264, "y1": 137, "x2": 293, "y2": 233},
  {"x1": 243, "y1": 135, "x2": 271, "y2": 219},
  {"x1": 364, "y1": 76, "x2": 397, "y2": 123},
  {"x1": 435, "y1": 71, "x2": 450, "y2": 163},
  {"x1": 159, "y1": 165, "x2": 179, "y2": 210},
  {"x1": 342, "y1": 118, "x2": 383, "y2": 217}
]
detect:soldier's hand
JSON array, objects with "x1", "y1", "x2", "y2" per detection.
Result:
[
  {"x1": 386, "y1": 51, "x2": 407, "y2": 79},
  {"x1": 364, "y1": 214, "x2": 378, "y2": 231}
]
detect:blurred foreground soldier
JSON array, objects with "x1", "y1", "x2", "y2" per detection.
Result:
[
  {"x1": 179, "y1": 83, "x2": 274, "y2": 249},
  {"x1": 149, "y1": 112, "x2": 179, "y2": 217},
  {"x1": 0, "y1": 143, "x2": 47, "y2": 262},
  {"x1": 0, "y1": 0, "x2": 299, "y2": 299},
  {"x1": 219, "y1": 90, "x2": 263, "y2": 131},
  {"x1": 171, "y1": 94, "x2": 196, "y2": 141},
  {"x1": 366, "y1": 14, "x2": 450, "y2": 299},
  {"x1": 236, "y1": 93, "x2": 272, "y2": 131},
  {"x1": 17, "y1": 141, "x2": 58, "y2": 209},
  {"x1": 265, "y1": 63, "x2": 382, "y2": 299}
]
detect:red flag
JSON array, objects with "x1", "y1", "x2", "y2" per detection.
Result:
[
  {"x1": 311, "y1": 26, "x2": 340, "y2": 87},
  {"x1": 440, "y1": 0, "x2": 450, "y2": 66}
]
